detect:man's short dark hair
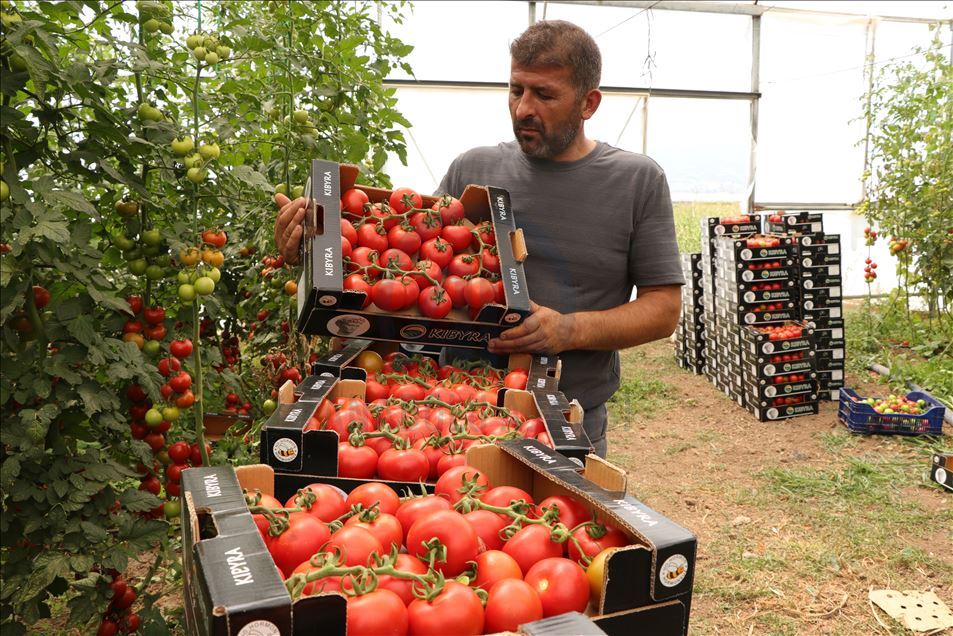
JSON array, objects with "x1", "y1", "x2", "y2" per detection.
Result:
[{"x1": 510, "y1": 20, "x2": 602, "y2": 97}]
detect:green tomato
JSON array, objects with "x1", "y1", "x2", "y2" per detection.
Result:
[
  {"x1": 186, "y1": 33, "x2": 203, "y2": 49},
  {"x1": 161, "y1": 406, "x2": 180, "y2": 422},
  {"x1": 141, "y1": 229, "x2": 162, "y2": 247},
  {"x1": 158, "y1": 21, "x2": 173, "y2": 35},
  {"x1": 114, "y1": 233, "x2": 136, "y2": 251},
  {"x1": 178, "y1": 283, "x2": 196, "y2": 302},
  {"x1": 291, "y1": 185, "x2": 304, "y2": 198},
  {"x1": 145, "y1": 264, "x2": 165, "y2": 280},
  {"x1": 143, "y1": 339, "x2": 161, "y2": 357},
  {"x1": 270, "y1": 276, "x2": 284, "y2": 290},
  {"x1": 262, "y1": 399, "x2": 277, "y2": 414},
  {"x1": 128, "y1": 258, "x2": 148, "y2": 276},
  {"x1": 0, "y1": 180, "x2": 7, "y2": 202},
  {"x1": 274, "y1": 183, "x2": 287, "y2": 195},
  {"x1": 192, "y1": 46, "x2": 207, "y2": 61},
  {"x1": 198, "y1": 143, "x2": 220, "y2": 161},
  {"x1": 183, "y1": 153, "x2": 203, "y2": 169},
  {"x1": 194, "y1": 276, "x2": 215, "y2": 296},
  {"x1": 123, "y1": 247, "x2": 143, "y2": 261},
  {"x1": 138, "y1": 103, "x2": 163, "y2": 122},
  {"x1": 207, "y1": 267, "x2": 221, "y2": 283},
  {"x1": 187, "y1": 167, "x2": 207, "y2": 184},
  {"x1": 216, "y1": 45, "x2": 231, "y2": 60},
  {"x1": 171, "y1": 136, "x2": 194, "y2": 156},
  {"x1": 155, "y1": 254, "x2": 171, "y2": 267},
  {"x1": 177, "y1": 269, "x2": 192, "y2": 285},
  {"x1": 143, "y1": 18, "x2": 161, "y2": 33},
  {"x1": 164, "y1": 499, "x2": 181, "y2": 520},
  {"x1": 156, "y1": 450, "x2": 172, "y2": 465},
  {"x1": 204, "y1": 52, "x2": 220, "y2": 65},
  {"x1": 292, "y1": 110, "x2": 309, "y2": 124},
  {"x1": 203, "y1": 36, "x2": 217, "y2": 49},
  {"x1": 145, "y1": 408, "x2": 164, "y2": 427}
]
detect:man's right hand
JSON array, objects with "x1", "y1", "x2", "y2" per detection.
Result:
[{"x1": 274, "y1": 193, "x2": 306, "y2": 266}]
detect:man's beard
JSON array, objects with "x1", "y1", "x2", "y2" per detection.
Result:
[{"x1": 513, "y1": 115, "x2": 581, "y2": 159}]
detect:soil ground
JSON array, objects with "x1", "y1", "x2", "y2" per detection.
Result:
[{"x1": 606, "y1": 339, "x2": 952, "y2": 635}]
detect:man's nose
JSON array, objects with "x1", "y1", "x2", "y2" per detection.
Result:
[{"x1": 514, "y1": 93, "x2": 536, "y2": 121}]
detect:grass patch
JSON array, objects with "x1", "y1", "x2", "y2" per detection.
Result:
[{"x1": 609, "y1": 347, "x2": 677, "y2": 422}]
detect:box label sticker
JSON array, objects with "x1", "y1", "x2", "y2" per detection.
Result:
[
  {"x1": 203, "y1": 473, "x2": 222, "y2": 498},
  {"x1": 272, "y1": 438, "x2": 298, "y2": 463},
  {"x1": 660, "y1": 554, "x2": 689, "y2": 588},
  {"x1": 238, "y1": 620, "x2": 280, "y2": 636},
  {"x1": 327, "y1": 314, "x2": 370, "y2": 337}
]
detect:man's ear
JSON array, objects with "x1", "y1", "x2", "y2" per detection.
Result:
[{"x1": 581, "y1": 88, "x2": 602, "y2": 121}]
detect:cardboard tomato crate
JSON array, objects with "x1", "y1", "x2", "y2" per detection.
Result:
[
  {"x1": 309, "y1": 337, "x2": 562, "y2": 395},
  {"x1": 181, "y1": 438, "x2": 696, "y2": 636},
  {"x1": 203, "y1": 412, "x2": 253, "y2": 442},
  {"x1": 260, "y1": 374, "x2": 592, "y2": 488},
  {"x1": 296, "y1": 159, "x2": 532, "y2": 348},
  {"x1": 929, "y1": 452, "x2": 952, "y2": 492}
]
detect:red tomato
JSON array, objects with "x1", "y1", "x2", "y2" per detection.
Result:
[
  {"x1": 390, "y1": 383, "x2": 427, "y2": 402},
  {"x1": 285, "y1": 483, "x2": 348, "y2": 522},
  {"x1": 418, "y1": 286, "x2": 453, "y2": 319},
  {"x1": 448, "y1": 253, "x2": 481, "y2": 278},
  {"x1": 377, "y1": 448, "x2": 429, "y2": 482},
  {"x1": 503, "y1": 369, "x2": 529, "y2": 390},
  {"x1": 518, "y1": 418, "x2": 547, "y2": 438},
  {"x1": 337, "y1": 442, "x2": 378, "y2": 479},
  {"x1": 536, "y1": 495, "x2": 590, "y2": 529},
  {"x1": 407, "y1": 581, "x2": 484, "y2": 636},
  {"x1": 372, "y1": 279, "x2": 407, "y2": 312},
  {"x1": 480, "y1": 248, "x2": 500, "y2": 273},
  {"x1": 491, "y1": 279, "x2": 506, "y2": 304},
  {"x1": 326, "y1": 408, "x2": 374, "y2": 438},
  {"x1": 473, "y1": 221, "x2": 495, "y2": 246},
  {"x1": 341, "y1": 218, "x2": 358, "y2": 244},
  {"x1": 387, "y1": 224, "x2": 422, "y2": 255},
  {"x1": 524, "y1": 557, "x2": 590, "y2": 617},
  {"x1": 389, "y1": 187, "x2": 422, "y2": 214},
  {"x1": 345, "y1": 512, "x2": 403, "y2": 554},
  {"x1": 441, "y1": 275, "x2": 468, "y2": 308},
  {"x1": 480, "y1": 485, "x2": 535, "y2": 508},
  {"x1": 396, "y1": 495, "x2": 452, "y2": 545},
  {"x1": 347, "y1": 246, "x2": 380, "y2": 279},
  {"x1": 406, "y1": 510, "x2": 479, "y2": 576},
  {"x1": 378, "y1": 247, "x2": 413, "y2": 272},
  {"x1": 567, "y1": 523, "x2": 629, "y2": 563},
  {"x1": 436, "y1": 451, "x2": 468, "y2": 477},
  {"x1": 398, "y1": 275, "x2": 420, "y2": 310},
  {"x1": 346, "y1": 482, "x2": 401, "y2": 515},
  {"x1": 472, "y1": 549, "x2": 523, "y2": 590},
  {"x1": 435, "y1": 465, "x2": 492, "y2": 504},
  {"x1": 433, "y1": 195, "x2": 464, "y2": 225},
  {"x1": 463, "y1": 277, "x2": 495, "y2": 312},
  {"x1": 537, "y1": 431, "x2": 553, "y2": 448},
  {"x1": 441, "y1": 224, "x2": 473, "y2": 253},
  {"x1": 357, "y1": 222, "x2": 388, "y2": 251},
  {"x1": 268, "y1": 514, "x2": 330, "y2": 577},
  {"x1": 377, "y1": 553, "x2": 429, "y2": 606},
  {"x1": 464, "y1": 509, "x2": 510, "y2": 552},
  {"x1": 409, "y1": 259, "x2": 443, "y2": 289},
  {"x1": 343, "y1": 274, "x2": 372, "y2": 307},
  {"x1": 324, "y1": 525, "x2": 384, "y2": 566},
  {"x1": 341, "y1": 188, "x2": 370, "y2": 219},
  {"x1": 347, "y1": 589, "x2": 409, "y2": 636},
  {"x1": 410, "y1": 210, "x2": 442, "y2": 242},
  {"x1": 502, "y1": 524, "x2": 563, "y2": 574},
  {"x1": 365, "y1": 378, "x2": 389, "y2": 402},
  {"x1": 484, "y1": 578, "x2": 543, "y2": 633},
  {"x1": 419, "y1": 237, "x2": 454, "y2": 269}
]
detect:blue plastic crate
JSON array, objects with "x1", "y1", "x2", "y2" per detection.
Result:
[{"x1": 838, "y1": 389, "x2": 945, "y2": 435}]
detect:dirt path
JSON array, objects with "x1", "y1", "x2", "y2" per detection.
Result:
[{"x1": 606, "y1": 340, "x2": 952, "y2": 635}]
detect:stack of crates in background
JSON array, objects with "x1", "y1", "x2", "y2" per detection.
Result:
[
  {"x1": 711, "y1": 234, "x2": 819, "y2": 419},
  {"x1": 699, "y1": 215, "x2": 762, "y2": 391},
  {"x1": 675, "y1": 253, "x2": 705, "y2": 373},
  {"x1": 766, "y1": 212, "x2": 846, "y2": 401}
]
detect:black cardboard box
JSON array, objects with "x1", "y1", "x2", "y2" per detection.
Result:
[
  {"x1": 296, "y1": 159, "x2": 532, "y2": 348},
  {"x1": 930, "y1": 452, "x2": 952, "y2": 492},
  {"x1": 181, "y1": 439, "x2": 696, "y2": 636}
]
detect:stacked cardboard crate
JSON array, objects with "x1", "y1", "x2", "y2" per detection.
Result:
[
  {"x1": 674, "y1": 253, "x2": 705, "y2": 374},
  {"x1": 766, "y1": 212, "x2": 846, "y2": 401}
]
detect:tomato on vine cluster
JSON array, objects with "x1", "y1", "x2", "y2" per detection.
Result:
[
  {"x1": 340, "y1": 187, "x2": 506, "y2": 320},
  {"x1": 246, "y1": 466, "x2": 631, "y2": 636}
]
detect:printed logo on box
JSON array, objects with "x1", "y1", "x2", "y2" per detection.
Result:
[
  {"x1": 399, "y1": 324, "x2": 427, "y2": 340},
  {"x1": 327, "y1": 314, "x2": 370, "y2": 337},
  {"x1": 272, "y1": 438, "x2": 298, "y2": 463},
  {"x1": 660, "y1": 554, "x2": 689, "y2": 588},
  {"x1": 319, "y1": 294, "x2": 337, "y2": 307},
  {"x1": 238, "y1": 620, "x2": 281, "y2": 636}
]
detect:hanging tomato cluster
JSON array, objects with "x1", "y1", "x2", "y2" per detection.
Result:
[{"x1": 246, "y1": 468, "x2": 630, "y2": 635}]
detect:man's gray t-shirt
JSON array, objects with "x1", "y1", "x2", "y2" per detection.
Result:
[{"x1": 436, "y1": 141, "x2": 684, "y2": 410}]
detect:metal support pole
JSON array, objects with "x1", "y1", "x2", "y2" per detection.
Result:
[
  {"x1": 529, "y1": 1, "x2": 536, "y2": 25},
  {"x1": 641, "y1": 96, "x2": 649, "y2": 155},
  {"x1": 747, "y1": 15, "x2": 760, "y2": 214},
  {"x1": 862, "y1": 19, "x2": 878, "y2": 186}
]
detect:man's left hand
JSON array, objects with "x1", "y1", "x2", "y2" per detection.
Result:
[{"x1": 488, "y1": 302, "x2": 575, "y2": 354}]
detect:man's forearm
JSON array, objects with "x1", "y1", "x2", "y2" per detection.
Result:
[{"x1": 567, "y1": 285, "x2": 681, "y2": 351}]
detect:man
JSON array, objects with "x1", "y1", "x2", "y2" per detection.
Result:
[{"x1": 275, "y1": 20, "x2": 683, "y2": 457}]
